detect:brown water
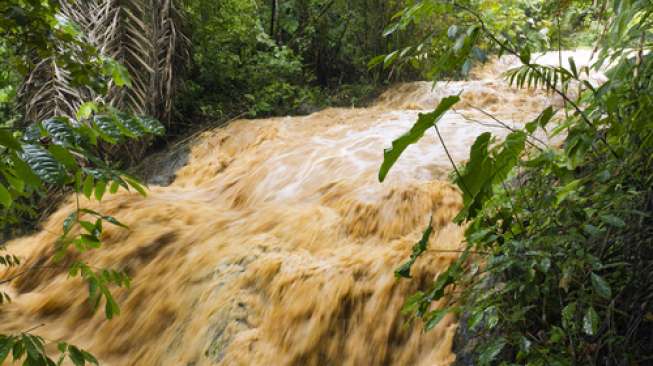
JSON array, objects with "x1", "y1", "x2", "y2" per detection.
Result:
[{"x1": 1, "y1": 52, "x2": 597, "y2": 365}]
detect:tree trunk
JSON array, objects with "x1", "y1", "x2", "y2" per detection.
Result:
[{"x1": 270, "y1": 0, "x2": 278, "y2": 42}]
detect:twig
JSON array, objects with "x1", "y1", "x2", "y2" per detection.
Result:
[
  {"x1": 453, "y1": 2, "x2": 620, "y2": 159},
  {"x1": 432, "y1": 123, "x2": 471, "y2": 197},
  {"x1": 468, "y1": 106, "x2": 547, "y2": 149},
  {"x1": 0, "y1": 265, "x2": 66, "y2": 286},
  {"x1": 22, "y1": 323, "x2": 46, "y2": 334}
]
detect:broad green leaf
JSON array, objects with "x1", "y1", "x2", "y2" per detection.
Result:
[
  {"x1": 491, "y1": 131, "x2": 526, "y2": 185},
  {"x1": 3, "y1": 171, "x2": 24, "y2": 193},
  {"x1": 0, "y1": 183, "x2": 11, "y2": 208},
  {"x1": 526, "y1": 106, "x2": 555, "y2": 133},
  {"x1": 379, "y1": 95, "x2": 460, "y2": 182},
  {"x1": 21, "y1": 144, "x2": 66, "y2": 184},
  {"x1": 555, "y1": 179, "x2": 582, "y2": 205},
  {"x1": 105, "y1": 59, "x2": 132, "y2": 87},
  {"x1": 136, "y1": 116, "x2": 165, "y2": 136},
  {"x1": 43, "y1": 117, "x2": 75, "y2": 145},
  {"x1": 600, "y1": 214, "x2": 626, "y2": 228},
  {"x1": 48, "y1": 144, "x2": 78, "y2": 171},
  {"x1": 77, "y1": 101, "x2": 98, "y2": 120},
  {"x1": 583, "y1": 306, "x2": 600, "y2": 335},
  {"x1": 591, "y1": 273, "x2": 612, "y2": 299},
  {"x1": 92, "y1": 115, "x2": 121, "y2": 144},
  {"x1": 0, "y1": 130, "x2": 22, "y2": 150}
]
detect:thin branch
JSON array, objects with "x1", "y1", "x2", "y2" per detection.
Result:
[
  {"x1": 467, "y1": 106, "x2": 547, "y2": 150},
  {"x1": 453, "y1": 2, "x2": 620, "y2": 159},
  {"x1": 432, "y1": 124, "x2": 471, "y2": 197},
  {"x1": 0, "y1": 265, "x2": 66, "y2": 286},
  {"x1": 22, "y1": 323, "x2": 46, "y2": 334}
]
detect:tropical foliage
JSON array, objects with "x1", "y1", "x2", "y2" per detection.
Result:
[
  {"x1": 1, "y1": 1, "x2": 164, "y2": 364},
  {"x1": 381, "y1": 0, "x2": 653, "y2": 364}
]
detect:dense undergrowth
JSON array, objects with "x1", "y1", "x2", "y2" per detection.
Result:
[{"x1": 381, "y1": 0, "x2": 653, "y2": 364}]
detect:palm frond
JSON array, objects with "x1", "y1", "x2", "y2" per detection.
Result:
[{"x1": 20, "y1": 0, "x2": 190, "y2": 127}]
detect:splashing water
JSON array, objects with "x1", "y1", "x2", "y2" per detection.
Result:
[{"x1": 1, "y1": 51, "x2": 598, "y2": 365}]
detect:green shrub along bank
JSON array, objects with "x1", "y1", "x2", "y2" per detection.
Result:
[{"x1": 379, "y1": 0, "x2": 653, "y2": 364}]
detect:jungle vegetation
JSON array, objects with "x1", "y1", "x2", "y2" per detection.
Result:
[{"x1": 1, "y1": 0, "x2": 649, "y2": 364}]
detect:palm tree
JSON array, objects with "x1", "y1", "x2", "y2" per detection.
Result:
[{"x1": 20, "y1": 0, "x2": 189, "y2": 127}]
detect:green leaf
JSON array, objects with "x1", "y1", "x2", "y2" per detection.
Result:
[
  {"x1": 136, "y1": 116, "x2": 165, "y2": 136},
  {"x1": 21, "y1": 334, "x2": 43, "y2": 360},
  {"x1": 43, "y1": 117, "x2": 75, "y2": 146},
  {"x1": 63, "y1": 211, "x2": 78, "y2": 235},
  {"x1": 77, "y1": 101, "x2": 98, "y2": 120},
  {"x1": 105, "y1": 293, "x2": 120, "y2": 319},
  {"x1": 12, "y1": 154, "x2": 42, "y2": 188},
  {"x1": 109, "y1": 180, "x2": 120, "y2": 194},
  {"x1": 379, "y1": 95, "x2": 460, "y2": 182},
  {"x1": 555, "y1": 179, "x2": 582, "y2": 205},
  {"x1": 395, "y1": 222, "x2": 433, "y2": 278},
  {"x1": 526, "y1": 106, "x2": 555, "y2": 133},
  {"x1": 12, "y1": 337, "x2": 25, "y2": 359},
  {"x1": 21, "y1": 144, "x2": 66, "y2": 184},
  {"x1": 68, "y1": 345, "x2": 85, "y2": 366},
  {"x1": 591, "y1": 273, "x2": 612, "y2": 299},
  {"x1": 583, "y1": 306, "x2": 600, "y2": 336},
  {"x1": 48, "y1": 145, "x2": 78, "y2": 171},
  {"x1": 0, "y1": 130, "x2": 22, "y2": 150},
  {"x1": 367, "y1": 54, "x2": 386, "y2": 69},
  {"x1": 0, "y1": 336, "x2": 15, "y2": 364},
  {"x1": 124, "y1": 176, "x2": 147, "y2": 196},
  {"x1": 57, "y1": 342, "x2": 68, "y2": 354},
  {"x1": 105, "y1": 59, "x2": 132, "y2": 87},
  {"x1": 92, "y1": 115, "x2": 121, "y2": 144},
  {"x1": 424, "y1": 307, "x2": 452, "y2": 331},
  {"x1": 383, "y1": 50, "x2": 399, "y2": 69},
  {"x1": 94, "y1": 180, "x2": 106, "y2": 201},
  {"x1": 568, "y1": 57, "x2": 578, "y2": 78},
  {"x1": 478, "y1": 337, "x2": 506, "y2": 365},
  {"x1": 0, "y1": 183, "x2": 12, "y2": 208},
  {"x1": 82, "y1": 175, "x2": 94, "y2": 199},
  {"x1": 562, "y1": 302, "x2": 577, "y2": 330},
  {"x1": 81, "y1": 350, "x2": 98, "y2": 365},
  {"x1": 519, "y1": 46, "x2": 531, "y2": 64},
  {"x1": 600, "y1": 214, "x2": 626, "y2": 228},
  {"x1": 102, "y1": 215, "x2": 128, "y2": 229}
]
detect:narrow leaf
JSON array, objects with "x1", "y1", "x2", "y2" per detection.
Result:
[{"x1": 379, "y1": 95, "x2": 460, "y2": 182}]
